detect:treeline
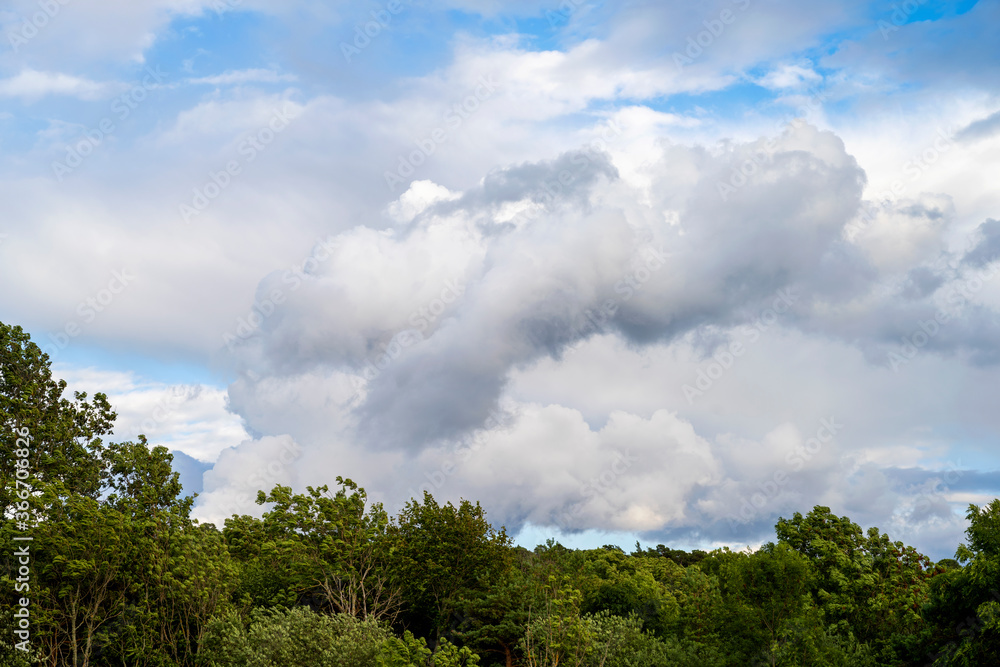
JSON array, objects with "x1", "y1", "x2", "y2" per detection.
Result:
[{"x1": 2, "y1": 321, "x2": 1000, "y2": 666}]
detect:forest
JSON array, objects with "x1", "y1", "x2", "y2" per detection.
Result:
[{"x1": 2, "y1": 320, "x2": 999, "y2": 667}]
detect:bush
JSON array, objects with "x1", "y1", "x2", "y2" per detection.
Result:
[
  {"x1": 200, "y1": 606, "x2": 391, "y2": 667},
  {"x1": 377, "y1": 631, "x2": 480, "y2": 667},
  {"x1": 520, "y1": 608, "x2": 720, "y2": 667}
]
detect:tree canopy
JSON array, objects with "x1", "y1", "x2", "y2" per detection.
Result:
[{"x1": 2, "y1": 320, "x2": 998, "y2": 666}]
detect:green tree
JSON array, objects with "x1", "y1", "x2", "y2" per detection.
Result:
[
  {"x1": 390, "y1": 492, "x2": 512, "y2": 641},
  {"x1": 0, "y1": 322, "x2": 115, "y2": 512},
  {"x1": 378, "y1": 632, "x2": 480, "y2": 667},
  {"x1": 1, "y1": 324, "x2": 230, "y2": 666},
  {"x1": 775, "y1": 505, "x2": 933, "y2": 659},
  {"x1": 32, "y1": 495, "x2": 129, "y2": 667},
  {"x1": 718, "y1": 544, "x2": 815, "y2": 663},
  {"x1": 201, "y1": 606, "x2": 392, "y2": 667},
  {"x1": 454, "y1": 549, "x2": 533, "y2": 667},
  {"x1": 576, "y1": 547, "x2": 681, "y2": 638},
  {"x1": 254, "y1": 478, "x2": 401, "y2": 621},
  {"x1": 921, "y1": 500, "x2": 1000, "y2": 665}
]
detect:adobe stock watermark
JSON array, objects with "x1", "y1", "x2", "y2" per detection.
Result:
[
  {"x1": 11, "y1": 422, "x2": 34, "y2": 653},
  {"x1": 222, "y1": 236, "x2": 337, "y2": 349},
  {"x1": 340, "y1": 0, "x2": 411, "y2": 62},
  {"x1": 576, "y1": 244, "x2": 665, "y2": 337},
  {"x1": 220, "y1": 439, "x2": 304, "y2": 517},
  {"x1": 508, "y1": 119, "x2": 624, "y2": 226},
  {"x1": 179, "y1": 103, "x2": 299, "y2": 222},
  {"x1": 878, "y1": 0, "x2": 930, "y2": 40},
  {"x1": 900, "y1": 461, "x2": 963, "y2": 523},
  {"x1": 848, "y1": 127, "x2": 956, "y2": 237},
  {"x1": 544, "y1": 0, "x2": 586, "y2": 27},
  {"x1": 407, "y1": 408, "x2": 508, "y2": 501},
  {"x1": 673, "y1": 0, "x2": 752, "y2": 70},
  {"x1": 351, "y1": 277, "x2": 466, "y2": 392},
  {"x1": 42, "y1": 269, "x2": 134, "y2": 361},
  {"x1": 7, "y1": 0, "x2": 71, "y2": 53},
  {"x1": 528, "y1": 242, "x2": 665, "y2": 356},
  {"x1": 132, "y1": 385, "x2": 198, "y2": 437},
  {"x1": 717, "y1": 91, "x2": 833, "y2": 203},
  {"x1": 384, "y1": 76, "x2": 499, "y2": 192},
  {"x1": 716, "y1": 139, "x2": 779, "y2": 202},
  {"x1": 553, "y1": 450, "x2": 639, "y2": 532},
  {"x1": 886, "y1": 261, "x2": 999, "y2": 372},
  {"x1": 845, "y1": 126, "x2": 956, "y2": 241},
  {"x1": 728, "y1": 417, "x2": 843, "y2": 531},
  {"x1": 51, "y1": 66, "x2": 167, "y2": 181},
  {"x1": 682, "y1": 287, "x2": 797, "y2": 404},
  {"x1": 927, "y1": 588, "x2": 1000, "y2": 663}
]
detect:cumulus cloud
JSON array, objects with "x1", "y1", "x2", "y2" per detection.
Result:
[
  {"x1": 3, "y1": 0, "x2": 998, "y2": 560},
  {"x1": 197, "y1": 434, "x2": 303, "y2": 525},
  {"x1": 195, "y1": 118, "x2": 1000, "y2": 556},
  {"x1": 57, "y1": 366, "x2": 250, "y2": 462}
]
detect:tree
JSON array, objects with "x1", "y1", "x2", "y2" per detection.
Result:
[
  {"x1": 454, "y1": 551, "x2": 532, "y2": 667},
  {"x1": 576, "y1": 547, "x2": 681, "y2": 638},
  {"x1": 775, "y1": 504, "x2": 934, "y2": 660},
  {"x1": 200, "y1": 606, "x2": 392, "y2": 667},
  {"x1": 1, "y1": 323, "x2": 229, "y2": 666},
  {"x1": 0, "y1": 322, "x2": 115, "y2": 512},
  {"x1": 390, "y1": 492, "x2": 512, "y2": 642},
  {"x1": 1, "y1": 322, "x2": 117, "y2": 667},
  {"x1": 922, "y1": 500, "x2": 1000, "y2": 665},
  {"x1": 233, "y1": 478, "x2": 401, "y2": 622},
  {"x1": 32, "y1": 496, "x2": 129, "y2": 667}
]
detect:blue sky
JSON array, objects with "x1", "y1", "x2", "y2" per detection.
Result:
[{"x1": 2, "y1": 0, "x2": 999, "y2": 560}]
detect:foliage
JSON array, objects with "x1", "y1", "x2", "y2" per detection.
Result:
[
  {"x1": 390, "y1": 491, "x2": 513, "y2": 640},
  {"x1": 775, "y1": 505, "x2": 935, "y2": 661},
  {"x1": 225, "y1": 479, "x2": 401, "y2": 622},
  {"x1": 200, "y1": 606, "x2": 392, "y2": 667},
  {"x1": 378, "y1": 631, "x2": 480, "y2": 667},
  {"x1": 919, "y1": 500, "x2": 1000, "y2": 665},
  {"x1": 3, "y1": 321, "x2": 1000, "y2": 667}
]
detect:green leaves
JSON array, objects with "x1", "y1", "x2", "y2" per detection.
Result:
[
  {"x1": 1, "y1": 321, "x2": 116, "y2": 515},
  {"x1": 919, "y1": 501, "x2": 1000, "y2": 664},
  {"x1": 389, "y1": 492, "x2": 512, "y2": 640},
  {"x1": 223, "y1": 478, "x2": 401, "y2": 622},
  {"x1": 377, "y1": 631, "x2": 479, "y2": 667},
  {"x1": 201, "y1": 607, "x2": 392, "y2": 667},
  {"x1": 774, "y1": 504, "x2": 935, "y2": 659},
  {"x1": 7, "y1": 321, "x2": 1000, "y2": 666}
]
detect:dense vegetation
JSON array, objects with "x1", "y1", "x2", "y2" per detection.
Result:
[{"x1": 2, "y1": 320, "x2": 999, "y2": 666}]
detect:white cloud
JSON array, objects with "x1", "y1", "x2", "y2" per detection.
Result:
[
  {"x1": 2, "y1": 1, "x2": 998, "y2": 561},
  {"x1": 758, "y1": 63, "x2": 822, "y2": 89},
  {"x1": 187, "y1": 69, "x2": 298, "y2": 86},
  {"x1": 0, "y1": 70, "x2": 112, "y2": 100},
  {"x1": 196, "y1": 434, "x2": 303, "y2": 525},
  {"x1": 57, "y1": 366, "x2": 250, "y2": 462}
]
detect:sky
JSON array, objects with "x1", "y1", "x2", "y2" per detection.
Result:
[{"x1": 1, "y1": 0, "x2": 999, "y2": 561}]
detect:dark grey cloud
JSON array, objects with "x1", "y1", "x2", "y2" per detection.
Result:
[
  {"x1": 882, "y1": 467, "x2": 1000, "y2": 495},
  {"x1": 227, "y1": 123, "x2": 1000, "y2": 453},
  {"x1": 956, "y1": 110, "x2": 1000, "y2": 143},
  {"x1": 902, "y1": 266, "x2": 944, "y2": 299},
  {"x1": 962, "y1": 218, "x2": 1000, "y2": 268},
  {"x1": 441, "y1": 148, "x2": 620, "y2": 215}
]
